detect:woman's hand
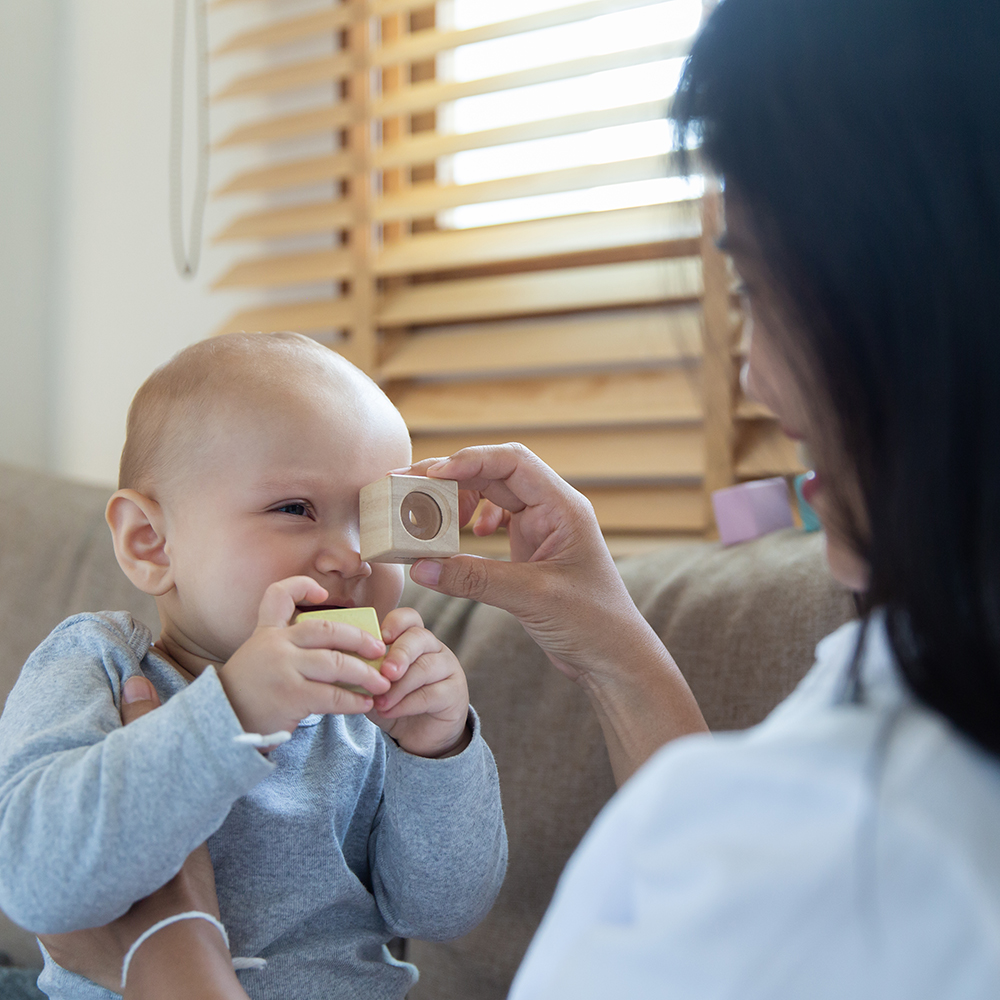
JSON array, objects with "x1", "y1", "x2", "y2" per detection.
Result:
[
  {"x1": 407, "y1": 444, "x2": 635, "y2": 682},
  {"x1": 38, "y1": 677, "x2": 250, "y2": 999},
  {"x1": 404, "y1": 444, "x2": 708, "y2": 782}
]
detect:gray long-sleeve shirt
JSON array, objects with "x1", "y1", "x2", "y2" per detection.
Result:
[{"x1": 0, "y1": 612, "x2": 507, "y2": 999}]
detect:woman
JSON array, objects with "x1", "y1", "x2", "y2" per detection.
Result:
[{"x1": 44, "y1": 0, "x2": 1000, "y2": 995}]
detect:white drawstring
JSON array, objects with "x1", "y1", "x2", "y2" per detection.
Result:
[
  {"x1": 120, "y1": 910, "x2": 266, "y2": 989},
  {"x1": 234, "y1": 730, "x2": 292, "y2": 748}
]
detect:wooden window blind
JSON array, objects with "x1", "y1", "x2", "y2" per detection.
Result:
[{"x1": 209, "y1": 0, "x2": 803, "y2": 554}]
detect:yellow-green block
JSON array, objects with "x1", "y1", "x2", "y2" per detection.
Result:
[{"x1": 295, "y1": 607, "x2": 384, "y2": 694}]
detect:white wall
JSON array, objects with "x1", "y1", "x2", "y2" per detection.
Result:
[
  {"x1": 0, "y1": 1, "x2": 60, "y2": 472},
  {"x1": 1, "y1": 0, "x2": 339, "y2": 487},
  {"x1": 50, "y1": 0, "x2": 255, "y2": 486}
]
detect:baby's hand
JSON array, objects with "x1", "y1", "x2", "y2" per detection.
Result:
[
  {"x1": 218, "y1": 577, "x2": 391, "y2": 737},
  {"x1": 369, "y1": 608, "x2": 471, "y2": 759}
]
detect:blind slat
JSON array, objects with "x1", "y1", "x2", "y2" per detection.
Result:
[
  {"x1": 375, "y1": 41, "x2": 689, "y2": 118},
  {"x1": 215, "y1": 103, "x2": 361, "y2": 149},
  {"x1": 377, "y1": 202, "x2": 700, "y2": 274},
  {"x1": 376, "y1": 154, "x2": 681, "y2": 221},
  {"x1": 216, "y1": 42, "x2": 683, "y2": 148},
  {"x1": 213, "y1": 249, "x2": 354, "y2": 290},
  {"x1": 411, "y1": 426, "x2": 704, "y2": 480},
  {"x1": 213, "y1": 51, "x2": 362, "y2": 102},
  {"x1": 376, "y1": 99, "x2": 673, "y2": 169},
  {"x1": 377, "y1": 0, "x2": 679, "y2": 66},
  {"x1": 215, "y1": 299, "x2": 352, "y2": 337},
  {"x1": 215, "y1": 203, "x2": 698, "y2": 277},
  {"x1": 214, "y1": 153, "x2": 359, "y2": 197},
  {"x1": 215, "y1": 0, "x2": 672, "y2": 59},
  {"x1": 212, "y1": 7, "x2": 360, "y2": 57},
  {"x1": 379, "y1": 307, "x2": 703, "y2": 380},
  {"x1": 214, "y1": 100, "x2": 677, "y2": 198},
  {"x1": 378, "y1": 258, "x2": 703, "y2": 326},
  {"x1": 214, "y1": 201, "x2": 355, "y2": 242},
  {"x1": 395, "y1": 368, "x2": 701, "y2": 433},
  {"x1": 583, "y1": 484, "x2": 706, "y2": 531}
]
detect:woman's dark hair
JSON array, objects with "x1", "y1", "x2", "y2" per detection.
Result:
[{"x1": 673, "y1": 0, "x2": 1000, "y2": 756}]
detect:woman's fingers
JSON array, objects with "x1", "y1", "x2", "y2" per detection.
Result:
[
  {"x1": 426, "y1": 443, "x2": 574, "y2": 512},
  {"x1": 470, "y1": 499, "x2": 509, "y2": 536}
]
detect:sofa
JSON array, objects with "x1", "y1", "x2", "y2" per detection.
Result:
[{"x1": 0, "y1": 462, "x2": 856, "y2": 998}]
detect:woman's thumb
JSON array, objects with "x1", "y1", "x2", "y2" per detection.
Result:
[
  {"x1": 410, "y1": 555, "x2": 528, "y2": 614},
  {"x1": 121, "y1": 675, "x2": 161, "y2": 724}
]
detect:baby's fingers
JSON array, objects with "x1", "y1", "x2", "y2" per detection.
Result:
[
  {"x1": 379, "y1": 607, "x2": 424, "y2": 645},
  {"x1": 376, "y1": 673, "x2": 464, "y2": 721},
  {"x1": 375, "y1": 648, "x2": 460, "y2": 714},
  {"x1": 379, "y1": 624, "x2": 441, "y2": 682},
  {"x1": 304, "y1": 679, "x2": 381, "y2": 716},
  {"x1": 299, "y1": 648, "x2": 390, "y2": 697},
  {"x1": 291, "y1": 617, "x2": 386, "y2": 662},
  {"x1": 257, "y1": 577, "x2": 329, "y2": 628}
]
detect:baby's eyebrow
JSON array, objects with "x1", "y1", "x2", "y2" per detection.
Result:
[{"x1": 250, "y1": 475, "x2": 323, "y2": 498}]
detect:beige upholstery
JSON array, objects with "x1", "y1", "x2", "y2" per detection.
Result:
[{"x1": 0, "y1": 463, "x2": 855, "y2": 991}]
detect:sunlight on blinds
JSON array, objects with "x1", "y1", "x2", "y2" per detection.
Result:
[
  {"x1": 207, "y1": 0, "x2": 803, "y2": 546},
  {"x1": 440, "y1": 0, "x2": 703, "y2": 228}
]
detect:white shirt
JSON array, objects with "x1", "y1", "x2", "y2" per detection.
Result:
[{"x1": 509, "y1": 615, "x2": 1000, "y2": 999}]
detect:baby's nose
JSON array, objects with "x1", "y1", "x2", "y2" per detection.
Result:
[{"x1": 315, "y1": 538, "x2": 371, "y2": 578}]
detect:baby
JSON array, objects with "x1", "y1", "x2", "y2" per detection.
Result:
[{"x1": 0, "y1": 332, "x2": 507, "y2": 999}]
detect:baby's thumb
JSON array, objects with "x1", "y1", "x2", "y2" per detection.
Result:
[
  {"x1": 410, "y1": 555, "x2": 530, "y2": 616},
  {"x1": 121, "y1": 675, "x2": 162, "y2": 725}
]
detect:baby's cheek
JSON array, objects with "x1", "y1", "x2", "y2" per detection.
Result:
[{"x1": 370, "y1": 565, "x2": 406, "y2": 622}]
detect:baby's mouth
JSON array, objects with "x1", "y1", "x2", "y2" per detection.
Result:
[{"x1": 295, "y1": 603, "x2": 351, "y2": 614}]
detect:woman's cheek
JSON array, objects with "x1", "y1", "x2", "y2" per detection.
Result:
[{"x1": 811, "y1": 492, "x2": 870, "y2": 592}]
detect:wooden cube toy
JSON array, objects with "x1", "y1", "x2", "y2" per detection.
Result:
[
  {"x1": 360, "y1": 474, "x2": 460, "y2": 563},
  {"x1": 711, "y1": 476, "x2": 795, "y2": 546}
]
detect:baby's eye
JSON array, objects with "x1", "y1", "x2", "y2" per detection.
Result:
[{"x1": 274, "y1": 502, "x2": 311, "y2": 517}]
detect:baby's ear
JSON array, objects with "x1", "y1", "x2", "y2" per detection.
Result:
[{"x1": 105, "y1": 489, "x2": 173, "y2": 596}]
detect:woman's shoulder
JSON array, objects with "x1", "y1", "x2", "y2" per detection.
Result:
[
  {"x1": 521, "y1": 676, "x2": 1000, "y2": 1000},
  {"x1": 595, "y1": 619, "x2": 1000, "y2": 996}
]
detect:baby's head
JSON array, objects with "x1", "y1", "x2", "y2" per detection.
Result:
[{"x1": 108, "y1": 332, "x2": 412, "y2": 671}]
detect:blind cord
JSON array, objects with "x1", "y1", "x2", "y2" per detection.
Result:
[{"x1": 169, "y1": 0, "x2": 210, "y2": 278}]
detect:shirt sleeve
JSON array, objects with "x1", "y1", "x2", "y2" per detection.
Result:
[
  {"x1": 0, "y1": 619, "x2": 274, "y2": 933},
  {"x1": 367, "y1": 707, "x2": 508, "y2": 940}
]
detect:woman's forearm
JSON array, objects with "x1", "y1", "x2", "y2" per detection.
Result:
[
  {"x1": 576, "y1": 611, "x2": 708, "y2": 785},
  {"x1": 123, "y1": 918, "x2": 250, "y2": 1000}
]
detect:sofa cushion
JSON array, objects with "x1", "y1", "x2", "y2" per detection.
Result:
[
  {"x1": 0, "y1": 464, "x2": 156, "y2": 968},
  {"x1": 402, "y1": 529, "x2": 856, "y2": 1000}
]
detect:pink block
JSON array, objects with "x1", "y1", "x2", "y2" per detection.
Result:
[{"x1": 711, "y1": 477, "x2": 794, "y2": 546}]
